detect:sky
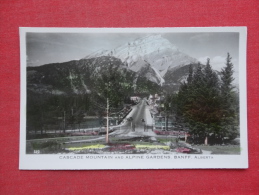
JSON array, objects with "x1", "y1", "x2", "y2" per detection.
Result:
[{"x1": 26, "y1": 31, "x2": 239, "y2": 81}]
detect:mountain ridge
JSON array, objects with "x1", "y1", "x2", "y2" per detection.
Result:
[{"x1": 83, "y1": 34, "x2": 198, "y2": 82}]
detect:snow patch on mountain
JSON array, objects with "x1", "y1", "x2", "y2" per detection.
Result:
[
  {"x1": 69, "y1": 71, "x2": 79, "y2": 94},
  {"x1": 112, "y1": 35, "x2": 178, "y2": 62},
  {"x1": 84, "y1": 34, "x2": 198, "y2": 82},
  {"x1": 151, "y1": 67, "x2": 165, "y2": 86}
]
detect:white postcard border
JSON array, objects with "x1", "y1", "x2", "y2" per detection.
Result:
[{"x1": 20, "y1": 27, "x2": 248, "y2": 170}]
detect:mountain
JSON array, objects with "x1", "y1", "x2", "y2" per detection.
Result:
[
  {"x1": 84, "y1": 34, "x2": 198, "y2": 85},
  {"x1": 27, "y1": 57, "x2": 123, "y2": 94},
  {"x1": 27, "y1": 35, "x2": 201, "y2": 97},
  {"x1": 163, "y1": 63, "x2": 204, "y2": 93},
  {"x1": 27, "y1": 56, "x2": 162, "y2": 97}
]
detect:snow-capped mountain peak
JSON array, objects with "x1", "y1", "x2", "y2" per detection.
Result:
[
  {"x1": 84, "y1": 34, "x2": 198, "y2": 85},
  {"x1": 113, "y1": 34, "x2": 178, "y2": 60}
]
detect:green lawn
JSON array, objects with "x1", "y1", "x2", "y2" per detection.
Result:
[
  {"x1": 157, "y1": 137, "x2": 177, "y2": 143},
  {"x1": 194, "y1": 145, "x2": 240, "y2": 154}
]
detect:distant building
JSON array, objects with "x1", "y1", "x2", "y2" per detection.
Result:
[{"x1": 153, "y1": 116, "x2": 174, "y2": 131}]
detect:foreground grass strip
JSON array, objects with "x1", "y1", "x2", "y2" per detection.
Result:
[
  {"x1": 135, "y1": 144, "x2": 170, "y2": 150},
  {"x1": 68, "y1": 144, "x2": 106, "y2": 151},
  {"x1": 157, "y1": 138, "x2": 176, "y2": 143}
]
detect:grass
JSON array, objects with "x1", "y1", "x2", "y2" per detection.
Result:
[
  {"x1": 63, "y1": 141, "x2": 104, "y2": 148},
  {"x1": 29, "y1": 134, "x2": 241, "y2": 155},
  {"x1": 157, "y1": 137, "x2": 177, "y2": 143},
  {"x1": 27, "y1": 135, "x2": 100, "y2": 146},
  {"x1": 31, "y1": 140, "x2": 59, "y2": 150},
  {"x1": 193, "y1": 145, "x2": 240, "y2": 155}
]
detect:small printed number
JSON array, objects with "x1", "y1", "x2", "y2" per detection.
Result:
[{"x1": 34, "y1": 150, "x2": 40, "y2": 154}]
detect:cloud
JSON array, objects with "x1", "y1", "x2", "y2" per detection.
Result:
[
  {"x1": 26, "y1": 58, "x2": 40, "y2": 66},
  {"x1": 211, "y1": 56, "x2": 226, "y2": 71},
  {"x1": 189, "y1": 33, "x2": 212, "y2": 42},
  {"x1": 198, "y1": 56, "x2": 210, "y2": 65},
  {"x1": 198, "y1": 56, "x2": 229, "y2": 71},
  {"x1": 198, "y1": 55, "x2": 239, "y2": 84}
]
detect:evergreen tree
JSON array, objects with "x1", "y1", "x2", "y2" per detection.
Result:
[
  {"x1": 221, "y1": 53, "x2": 235, "y2": 101},
  {"x1": 176, "y1": 81, "x2": 188, "y2": 118},
  {"x1": 202, "y1": 58, "x2": 221, "y2": 139},
  {"x1": 93, "y1": 62, "x2": 134, "y2": 108},
  {"x1": 187, "y1": 65, "x2": 193, "y2": 84},
  {"x1": 204, "y1": 58, "x2": 219, "y2": 88},
  {"x1": 177, "y1": 60, "x2": 222, "y2": 144},
  {"x1": 177, "y1": 63, "x2": 206, "y2": 134},
  {"x1": 220, "y1": 53, "x2": 238, "y2": 139},
  {"x1": 192, "y1": 62, "x2": 204, "y2": 87},
  {"x1": 174, "y1": 54, "x2": 239, "y2": 143}
]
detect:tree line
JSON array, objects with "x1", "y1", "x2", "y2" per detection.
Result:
[
  {"x1": 166, "y1": 53, "x2": 239, "y2": 144},
  {"x1": 26, "y1": 60, "x2": 152, "y2": 134}
]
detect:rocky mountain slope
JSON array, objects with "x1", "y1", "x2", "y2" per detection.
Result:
[
  {"x1": 84, "y1": 34, "x2": 198, "y2": 86},
  {"x1": 27, "y1": 56, "x2": 161, "y2": 96},
  {"x1": 27, "y1": 35, "x2": 202, "y2": 96}
]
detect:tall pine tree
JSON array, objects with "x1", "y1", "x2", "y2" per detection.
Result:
[
  {"x1": 187, "y1": 65, "x2": 193, "y2": 84},
  {"x1": 220, "y1": 53, "x2": 238, "y2": 139},
  {"x1": 221, "y1": 53, "x2": 235, "y2": 101},
  {"x1": 177, "y1": 60, "x2": 223, "y2": 144},
  {"x1": 175, "y1": 54, "x2": 239, "y2": 144}
]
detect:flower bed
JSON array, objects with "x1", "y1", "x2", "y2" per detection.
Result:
[
  {"x1": 175, "y1": 147, "x2": 201, "y2": 154},
  {"x1": 66, "y1": 143, "x2": 171, "y2": 153},
  {"x1": 67, "y1": 144, "x2": 106, "y2": 151},
  {"x1": 135, "y1": 144, "x2": 170, "y2": 150},
  {"x1": 106, "y1": 143, "x2": 136, "y2": 151},
  {"x1": 176, "y1": 147, "x2": 191, "y2": 153}
]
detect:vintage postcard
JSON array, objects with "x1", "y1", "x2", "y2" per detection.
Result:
[{"x1": 20, "y1": 27, "x2": 248, "y2": 169}]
